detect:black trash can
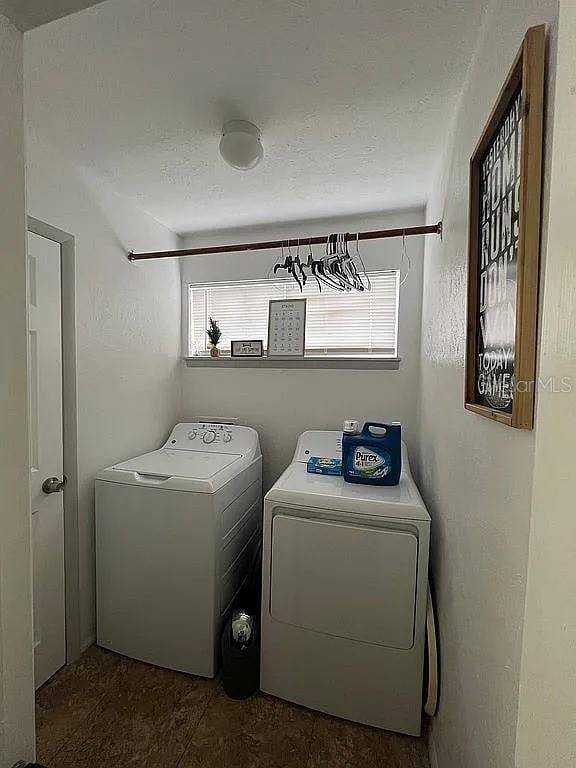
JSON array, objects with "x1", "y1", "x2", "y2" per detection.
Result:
[{"x1": 221, "y1": 543, "x2": 262, "y2": 699}]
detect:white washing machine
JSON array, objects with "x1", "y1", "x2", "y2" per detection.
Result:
[
  {"x1": 260, "y1": 430, "x2": 430, "y2": 736},
  {"x1": 96, "y1": 422, "x2": 262, "y2": 677}
]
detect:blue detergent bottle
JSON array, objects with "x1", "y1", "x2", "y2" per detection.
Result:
[{"x1": 342, "y1": 421, "x2": 402, "y2": 486}]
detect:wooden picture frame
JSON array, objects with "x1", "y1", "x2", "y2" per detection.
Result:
[
  {"x1": 465, "y1": 25, "x2": 545, "y2": 429},
  {"x1": 230, "y1": 340, "x2": 263, "y2": 357}
]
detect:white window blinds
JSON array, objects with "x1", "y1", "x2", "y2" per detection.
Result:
[{"x1": 187, "y1": 271, "x2": 399, "y2": 357}]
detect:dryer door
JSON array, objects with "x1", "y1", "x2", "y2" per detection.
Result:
[{"x1": 270, "y1": 514, "x2": 418, "y2": 650}]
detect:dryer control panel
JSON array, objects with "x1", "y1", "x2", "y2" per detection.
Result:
[
  {"x1": 293, "y1": 431, "x2": 343, "y2": 463},
  {"x1": 163, "y1": 422, "x2": 260, "y2": 457},
  {"x1": 293, "y1": 430, "x2": 409, "y2": 476}
]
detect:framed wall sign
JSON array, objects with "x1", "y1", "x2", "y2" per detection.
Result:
[
  {"x1": 267, "y1": 299, "x2": 306, "y2": 357},
  {"x1": 465, "y1": 25, "x2": 545, "y2": 430},
  {"x1": 231, "y1": 340, "x2": 264, "y2": 357}
]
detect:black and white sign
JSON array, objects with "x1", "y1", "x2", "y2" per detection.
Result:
[
  {"x1": 231, "y1": 340, "x2": 263, "y2": 357},
  {"x1": 465, "y1": 26, "x2": 545, "y2": 429},
  {"x1": 475, "y1": 90, "x2": 522, "y2": 413}
]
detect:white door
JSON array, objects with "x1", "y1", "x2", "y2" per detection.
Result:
[{"x1": 28, "y1": 231, "x2": 66, "y2": 689}]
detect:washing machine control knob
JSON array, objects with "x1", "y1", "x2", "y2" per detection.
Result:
[
  {"x1": 203, "y1": 430, "x2": 216, "y2": 444},
  {"x1": 223, "y1": 432, "x2": 232, "y2": 443},
  {"x1": 187, "y1": 430, "x2": 197, "y2": 440}
]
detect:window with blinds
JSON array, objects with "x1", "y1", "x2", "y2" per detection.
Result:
[{"x1": 187, "y1": 271, "x2": 399, "y2": 357}]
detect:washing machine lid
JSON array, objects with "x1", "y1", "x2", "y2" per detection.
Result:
[
  {"x1": 265, "y1": 461, "x2": 430, "y2": 522},
  {"x1": 96, "y1": 449, "x2": 244, "y2": 492},
  {"x1": 96, "y1": 421, "x2": 262, "y2": 493},
  {"x1": 114, "y1": 449, "x2": 241, "y2": 478}
]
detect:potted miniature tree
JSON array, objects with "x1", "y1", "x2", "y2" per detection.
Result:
[{"x1": 207, "y1": 317, "x2": 222, "y2": 358}]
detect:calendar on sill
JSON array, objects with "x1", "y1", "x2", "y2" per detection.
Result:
[{"x1": 267, "y1": 299, "x2": 307, "y2": 357}]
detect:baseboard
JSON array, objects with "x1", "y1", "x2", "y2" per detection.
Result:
[{"x1": 428, "y1": 728, "x2": 439, "y2": 768}]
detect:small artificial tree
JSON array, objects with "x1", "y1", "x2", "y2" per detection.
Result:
[{"x1": 207, "y1": 317, "x2": 222, "y2": 356}]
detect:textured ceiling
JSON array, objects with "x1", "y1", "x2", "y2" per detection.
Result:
[
  {"x1": 25, "y1": 0, "x2": 487, "y2": 234},
  {"x1": 0, "y1": 0, "x2": 105, "y2": 30}
]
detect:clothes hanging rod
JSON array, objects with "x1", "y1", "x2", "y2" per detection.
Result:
[{"x1": 127, "y1": 221, "x2": 442, "y2": 261}]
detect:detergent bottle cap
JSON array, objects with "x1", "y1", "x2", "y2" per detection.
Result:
[{"x1": 343, "y1": 420, "x2": 360, "y2": 434}]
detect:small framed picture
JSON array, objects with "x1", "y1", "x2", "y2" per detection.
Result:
[
  {"x1": 267, "y1": 299, "x2": 306, "y2": 357},
  {"x1": 231, "y1": 340, "x2": 264, "y2": 357}
]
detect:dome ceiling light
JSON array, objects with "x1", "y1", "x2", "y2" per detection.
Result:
[{"x1": 219, "y1": 120, "x2": 264, "y2": 171}]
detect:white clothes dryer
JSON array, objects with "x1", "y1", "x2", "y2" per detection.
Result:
[
  {"x1": 260, "y1": 430, "x2": 430, "y2": 736},
  {"x1": 96, "y1": 422, "x2": 262, "y2": 677}
]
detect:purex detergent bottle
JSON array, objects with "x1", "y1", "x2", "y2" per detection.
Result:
[{"x1": 342, "y1": 421, "x2": 402, "y2": 486}]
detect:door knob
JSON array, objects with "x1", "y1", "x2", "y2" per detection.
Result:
[{"x1": 42, "y1": 476, "x2": 67, "y2": 494}]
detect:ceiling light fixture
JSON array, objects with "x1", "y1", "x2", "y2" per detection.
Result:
[{"x1": 219, "y1": 120, "x2": 264, "y2": 170}]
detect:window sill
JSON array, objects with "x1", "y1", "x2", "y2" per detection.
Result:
[{"x1": 184, "y1": 356, "x2": 401, "y2": 370}]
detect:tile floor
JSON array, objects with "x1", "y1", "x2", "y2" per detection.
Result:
[{"x1": 36, "y1": 646, "x2": 430, "y2": 768}]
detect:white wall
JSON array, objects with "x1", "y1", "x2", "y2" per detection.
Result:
[
  {"x1": 180, "y1": 210, "x2": 425, "y2": 490},
  {"x1": 515, "y1": 2, "x2": 576, "y2": 764},
  {"x1": 418, "y1": 3, "x2": 558, "y2": 768},
  {"x1": 0, "y1": 12, "x2": 35, "y2": 765},
  {"x1": 25, "y1": 135, "x2": 182, "y2": 649}
]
